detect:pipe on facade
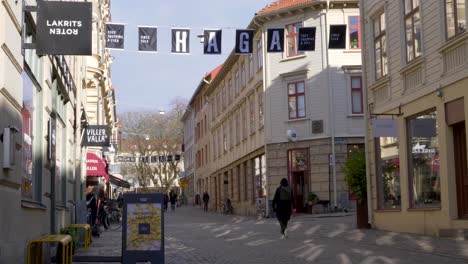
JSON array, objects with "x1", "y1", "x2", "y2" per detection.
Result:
[{"x1": 359, "y1": 0, "x2": 373, "y2": 227}]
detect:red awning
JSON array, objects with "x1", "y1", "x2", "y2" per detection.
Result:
[{"x1": 86, "y1": 152, "x2": 109, "y2": 183}]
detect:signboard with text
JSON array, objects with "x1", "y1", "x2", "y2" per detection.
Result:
[
  {"x1": 122, "y1": 193, "x2": 164, "y2": 263},
  {"x1": 36, "y1": 0, "x2": 92, "y2": 55},
  {"x1": 82, "y1": 125, "x2": 110, "y2": 147}
]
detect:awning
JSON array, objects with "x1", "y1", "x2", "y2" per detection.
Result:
[
  {"x1": 86, "y1": 152, "x2": 109, "y2": 183},
  {"x1": 109, "y1": 174, "x2": 131, "y2": 188}
]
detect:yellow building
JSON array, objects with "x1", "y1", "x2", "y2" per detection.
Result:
[{"x1": 361, "y1": 0, "x2": 468, "y2": 236}]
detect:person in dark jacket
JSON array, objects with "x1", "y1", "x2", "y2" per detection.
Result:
[
  {"x1": 202, "y1": 192, "x2": 210, "y2": 212},
  {"x1": 272, "y1": 178, "x2": 295, "y2": 239},
  {"x1": 163, "y1": 193, "x2": 169, "y2": 212},
  {"x1": 169, "y1": 190, "x2": 178, "y2": 211},
  {"x1": 86, "y1": 185, "x2": 97, "y2": 227}
]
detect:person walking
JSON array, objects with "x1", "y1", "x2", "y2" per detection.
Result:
[
  {"x1": 169, "y1": 190, "x2": 178, "y2": 212},
  {"x1": 202, "y1": 191, "x2": 210, "y2": 212},
  {"x1": 163, "y1": 192, "x2": 169, "y2": 212},
  {"x1": 272, "y1": 178, "x2": 295, "y2": 239},
  {"x1": 86, "y1": 185, "x2": 97, "y2": 227}
]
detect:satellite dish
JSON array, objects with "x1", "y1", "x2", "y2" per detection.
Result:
[{"x1": 287, "y1": 129, "x2": 297, "y2": 142}]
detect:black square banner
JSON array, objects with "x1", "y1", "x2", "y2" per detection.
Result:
[
  {"x1": 36, "y1": 0, "x2": 92, "y2": 55},
  {"x1": 138, "y1": 27, "x2": 157, "y2": 52},
  {"x1": 172, "y1": 29, "x2": 190, "y2": 54},
  {"x1": 235, "y1": 30, "x2": 254, "y2": 54},
  {"x1": 106, "y1": 23, "x2": 125, "y2": 49},
  {"x1": 298, "y1": 27, "x2": 316, "y2": 51},
  {"x1": 329, "y1": 25, "x2": 347, "y2": 49},
  {"x1": 204, "y1": 30, "x2": 222, "y2": 54},
  {"x1": 267, "y1": 29, "x2": 284, "y2": 52}
]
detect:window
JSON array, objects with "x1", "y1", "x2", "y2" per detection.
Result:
[
  {"x1": 351, "y1": 76, "x2": 363, "y2": 114},
  {"x1": 258, "y1": 90, "x2": 264, "y2": 127},
  {"x1": 237, "y1": 165, "x2": 241, "y2": 201},
  {"x1": 349, "y1": 16, "x2": 361, "y2": 49},
  {"x1": 223, "y1": 125, "x2": 227, "y2": 152},
  {"x1": 21, "y1": 72, "x2": 35, "y2": 200},
  {"x1": 230, "y1": 170, "x2": 234, "y2": 199},
  {"x1": 236, "y1": 114, "x2": 240, "y2": 144},
  {"x1": 257, "y1": 39, "x2": 263, "y2": 70},
  {"x1": 241, "y1": 62, "x2": 246, "y2": 88},
  {"x1": 222, "y1": 83, "x2": 226, "y2": 108},
  {"x1": 235, "y1": 71, "x2": 239, "y2": 96},
  {"x1": 375, "y1": 137, "x2": 401, "y2": 209},
  {"x1": 230, "y1": 118, "x2": 234, "y2": 148},
  {"x1": 254, "y1": 155, "x2": 266, "y2": 198},
  {"x1": 286, "y1": 22, "x2": 304, "y2": 57},
  {"x1": 288, "y1": 82, "x2": 306, "y2": 119},
  {"x1": 249, "y1": 54, "x2": 254, "y2": 80},
  {"x1": 242, "y1": 107, "x2": 247, "y2": 140},
  {"x1": 446, "y1": 0, "x2": 466, "y2": 39},
  {"x1": 407, "y1": 110, "x2": 440, "y2": 208},
  {"x1": 213, "y1": 134, "x2": 217, "y2": 160},
  {"x1": 229, "y1": 78, "x2": 233, "y2": 103},
  {"x1": 249, "y1": 96, "x2": 255, "y2": 134},
  {"x1": 404, "y1": 0, "x2": 422, "y2": 62},
  {"x1": 374, "y1": 13, "x2": 388, "y2": 79}
]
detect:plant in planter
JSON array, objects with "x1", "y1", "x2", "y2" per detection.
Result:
[
  {"x1": 342, "y1": 150, "x2": 369, "y2": 228},
  {"x1": 307, "y1": 192, "x2": 319, "y2": 205},
  {"x1": 60, "y1": 227, "x2": 80, "y2": 253}
]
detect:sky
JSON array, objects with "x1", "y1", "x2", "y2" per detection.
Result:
[{"x1": 110, "y1": 0, "x2": 274, "y2": 114}]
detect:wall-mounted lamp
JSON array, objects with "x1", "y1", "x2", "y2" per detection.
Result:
[
  {"x1": 1, "y1": 126, "x2": 20, "y2": 169},
  {"x1": 436, "y1": 86, "x2": 443, "y2": 97}
]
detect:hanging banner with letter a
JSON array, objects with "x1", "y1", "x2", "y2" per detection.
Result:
[
  {"x1": 138, "y1": 26, "x2": 157, "y2": 52},
  {"x1": 298, "y1": 27, "x2": 316, "y2": 51},
  {"x1": 106, "y1": 23, "x2": 125, "y2": 49},
  {"x1": 172, "y1": 29, "x2": 190, "y2": 54},
  {"x1": 235, "y1": 30, "x2": 254, "y2": 54},
  {"x1": 204, "y1": 29, "x2": 222, "y2": 54},
  {"x1": 36, "y1": 0, "x2": 92, "y2": 55},
  {"x1": 267, "y1": 29, "x2": 284, "y2": 52}
]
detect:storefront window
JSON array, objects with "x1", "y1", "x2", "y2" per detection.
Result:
[
  {"x1": 21, "y1": 72, "x2": 34, "y2": 200},
  {"x1": 407, "y1": 110, "x2": 440, "y2": 208},
  {"x1": 376, "y1": 137, "x2": 401, "y2": 209},
  {"x1": 254, "y1": 155, "x2": 266, "y2": 198}
]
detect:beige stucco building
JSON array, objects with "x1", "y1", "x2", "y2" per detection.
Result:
[
  {"x1": 0, "y1": 0, "x2": 116, "y2": 262},
  {"x1": 361, "y1": 0, "x2": 468, "y2": 236}
]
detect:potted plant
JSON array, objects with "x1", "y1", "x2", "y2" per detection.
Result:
[
  {"x1": 342, "y1": 150, "x2": 369, "y2": 229},
  {"x1": 307, "y1": 192, "x2": 318, "y2": 205}
]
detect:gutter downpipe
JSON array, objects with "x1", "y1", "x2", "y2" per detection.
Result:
[
  {"x1": 359, "y1": 0, "x2": 373, "y2": 227},
  {"x1": 253, "y1": 17, "x2": 270, "y2": 218},
  {"x1": 325, "y1": 0, "x2": 338, "y2": 209}
]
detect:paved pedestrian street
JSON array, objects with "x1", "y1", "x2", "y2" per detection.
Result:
[{"x1": 74, "y1": 206, "x2": 468, "y2": 264}]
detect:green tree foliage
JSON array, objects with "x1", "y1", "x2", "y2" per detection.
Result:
[{"x1": 342, "y1": 150, "x2": 367, "y2": 203}]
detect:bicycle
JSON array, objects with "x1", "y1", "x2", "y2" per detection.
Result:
[{"x1": 105, "y1": 200, "x2": 122, "y2": 230}]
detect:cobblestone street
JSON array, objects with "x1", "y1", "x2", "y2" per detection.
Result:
[{"x1": 74, "y1": 206, "x2": 468, "y2": 264}]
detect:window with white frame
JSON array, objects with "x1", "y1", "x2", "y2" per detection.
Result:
[
  {"x1": 236, "y1": 113, "x2": 240, "y2": 144},
  {"x1": 249, "y1": 96, "x2": 255, "y2": 133},
  {"x1": 257, "y1": 39, "x2": 263, "y2": 70},
  {"x1": 258, "y1": 90, "x2": 264, "y2": 127},
  {"x1": 249, "y1": 54, "x2": 254, "y2": 79},
  {"x1": 241, "y1": 62, "x2": 246, "y2": 88},
  {"x1": 374, "y1": 12, "x2": 388, "y2": 79},
  {"x1": 286, "y1": 22, "x2": 304, "y2": 57},
  {"x1": 229, "y1": 78, "x2": 233, "y2": 103},
  {"x1": 404, "y1": 0, "x2": 422, "y2": 62},
  {"x1": 445, "y1": 0, "x2": 466, "y2": 39},
  {"x1": 288, "y1": 81, "x2": 306, "y2": 119},
  {"x1": 351, "y1": 76, "x2": 363, "y2": 114},
  {"x1": 235, "y1": 70, "x2": 239, "y2": 96}
]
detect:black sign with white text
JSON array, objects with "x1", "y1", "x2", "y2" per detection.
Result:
[
  {"x1": 235, "y1": 30, "x2": 254, "y2": 54},
  {"x1": 204, "y1": 30, "x2": 222, "y2": 54},
  {"x1": 138, "y1": 27, "x2": 157, "y2": 52},
  {"x1": 329, "y1": 25, "x2": 347, "y2": 49},
  {"x1": 267, "y1": 29, "x2": 284, "y2": 52},
  {"x1": 172, "y1": 29, "x2": 190, "y2": 54},
  {"x1": 298, "y1": 27, "x2": 316, "y2": 51},
  {"x1": 83, "y1": 125, "x2": 110, "y2": 147},
  {"x1": 36, "y1": 1, "x2": 92, "y2": 55},
  {"x1": 106, "y1": 24, "x2": 125, "y2": 49}
]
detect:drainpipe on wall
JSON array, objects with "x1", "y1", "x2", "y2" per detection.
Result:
[
  {"x1": 325, "y1": 0, "x2": 338, "y2": 208},
  {"x1": 359, "y1": 0, "x2": 373, "y2": 227},
  {"x1": 253, "y1": 17, "x2": 270, "y2": 217}
]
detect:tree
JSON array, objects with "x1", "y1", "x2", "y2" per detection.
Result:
[{"x1": 118, "y1": 99, "x2": 187, "y2": 191}]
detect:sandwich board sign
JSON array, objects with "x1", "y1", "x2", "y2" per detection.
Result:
[{"x1": 122, "y1": 193, "x2": 165, "y2": 263}]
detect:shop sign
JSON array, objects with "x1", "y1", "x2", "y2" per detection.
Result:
[
  {"x1": 83, "y1": 125, "x2": 110, "y2": 146},
  {"x1": 36, "y1": 1, "x2": 92, "y2": 55},
  {"x1": 372, "y1": 118, "x2": 398, "y2": 138}
]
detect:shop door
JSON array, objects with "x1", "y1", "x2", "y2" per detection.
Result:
[
  {"x1": 453, "y1": 122, "x2": 468, "y2": 219},
  {"x1": 291, "y1": 172, "x2": 305, "y2": 213}
]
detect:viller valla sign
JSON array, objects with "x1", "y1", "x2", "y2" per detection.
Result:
[
  {"x1": 36, "y1": 0, "x2": 92, "y2": 55},
  {"x1": 83, "y1": 125, "x2": 111, "y2": 147}
]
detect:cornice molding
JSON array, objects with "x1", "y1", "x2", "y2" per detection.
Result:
[
  {"x1": 1, "y1": 87, "x2": 22, "y2": 112},
  {"x1": 2, "y1": 43, "x2": 22, "y2": 74},
  {"x1": 2, "y1": 0, "x2": 21, "y2": 33}
]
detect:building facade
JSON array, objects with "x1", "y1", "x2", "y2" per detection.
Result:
[
  {"x1": 0, "y1": 0, "x2": 116, "y2": 262},
  {"x1": 255, "y1": 0, "x2": 364, "y2": 212},
  {"x1": 361, "y1": 0, "x2": 468, "y2": 235},
  {"x1": 181, "y1": 102, "x2": 195, "y2": 204}
]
